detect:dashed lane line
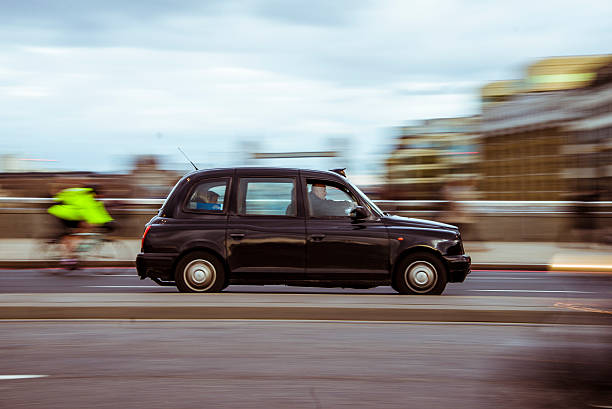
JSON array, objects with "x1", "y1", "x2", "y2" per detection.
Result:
[
  {"x1": 467, "y1": 289, "x2": 594, "y2": 294},
  {"x1": 468, "y1": 277, "x2": 539, "y2": 280},
  {"x1": 92, "y1": 274, "x2": 135, "y2": 277},
  {"x1": 83, "y1": 285, "x2": 158, "y2": 288},
  {"x1": 0, "y1": 375, "x2": 48, "y2": 380}
]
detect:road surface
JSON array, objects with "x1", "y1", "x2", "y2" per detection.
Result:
[
  {"x1": 1, "y1": 267, "x2": 610, "y2": 408},
  {"x1": 0, "y1": 268, "x2": 610, "y2": 299},
  {"x1": 0, "y1": 320, "x2": 610, "y2": 409}
]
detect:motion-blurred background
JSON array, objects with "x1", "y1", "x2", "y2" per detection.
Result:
[
  {"x1": 1, "y1": 0, "x2": 611, "y2": 247},
  {"x1": 1, "y1": 3, "x2": 612, "y2": 408}
]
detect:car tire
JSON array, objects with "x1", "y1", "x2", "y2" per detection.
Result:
[
  {"x1": 175, "y1": 251, "x2": 226, "y2": 293},
  {"x1": 392, "y1": 252, "x2": 447, "y2": 295}
]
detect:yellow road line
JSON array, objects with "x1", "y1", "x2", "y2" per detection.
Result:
[{"x1": 553, "y1": 302, "x2": 612, "y2": 315}]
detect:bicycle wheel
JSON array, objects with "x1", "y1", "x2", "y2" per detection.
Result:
[
  {"x1": 82, "y1": 237, "x2": 133, "y2": 261},
  {"x1": 106, "y1": 238, "x2": 134, "y2": 261},
  {"x1": 30, "y1": 238, "x2": 64, "y2": 263}
]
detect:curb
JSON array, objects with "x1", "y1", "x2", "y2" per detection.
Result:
[
  {"x1": 471, "y1": 263, "x2": 548, "y2": 271},
  {"x1": 0, "y1": 260, "x2": 137, "y2": 269},
  {"x1": 1, "y1": 305, "x2": 610, "y2": 325}
]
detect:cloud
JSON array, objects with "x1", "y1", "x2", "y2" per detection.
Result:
[
  {"x1": 252, "y1": 0, "x2": 369, "y2": 26},
  {"x1": 0, "y1": 0, "x2": 227, "y2": 28},
  {"x1": 0, "y1": 0, "x2": 611, "y2": 171},
  {"x1": 1, "y1": 86, "x2": 51, "y2": 97},
  {"x1": 394, "y1": 81, "x2": 482, "y2": 96},
  {"x1": 2, "y1": 0, "x2": 610, "y2": 86}
]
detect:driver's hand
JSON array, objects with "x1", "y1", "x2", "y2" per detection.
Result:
[{"x1": 343, "y1": 201, "x2": 357, "y2": 215}]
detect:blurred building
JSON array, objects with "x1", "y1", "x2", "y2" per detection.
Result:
[
  {"x1": 480, "y1": 54, "x2": 612, "y2": 200},
  {"x1": 566, "y1": 61, "x2": 612, "y2": 200},
  {"x1": 0, "y1": 154, "x2": 59, "y2": 173},
  {"x1": 385, "y1": 116, "x2": 480, "y2": 200},
  {"x1": 481, "y1": 80, "x2": 520, "y2": 107},
  {"x1": 128, "y1": 155, "x2": 182, "y2": 198},
  {"x1": 0, "y1": 171, "x2": 97, "y2": 198},
  {"x1": 0, "y1": 155, "x2": 181, "y2": 198}
]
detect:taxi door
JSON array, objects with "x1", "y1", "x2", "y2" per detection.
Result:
[
  {"x1": 303, "y1": 177, "x2": 389, "y2": 280},
  {"x1": 227, "y1": 169, "x2": 306, "y2": 279}
]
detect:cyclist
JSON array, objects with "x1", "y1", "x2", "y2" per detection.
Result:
[{"x1": 47, "y1": 185, "x2": 114, "y2": 266}]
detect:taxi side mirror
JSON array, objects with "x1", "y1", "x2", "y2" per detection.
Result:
[{"x1": 350, "y1": 206, "x2": 368, "y2": 220}]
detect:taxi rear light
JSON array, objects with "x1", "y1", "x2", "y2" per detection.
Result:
[{"x1": 141, "y1": 225, "x2": 151, "y2": 250}]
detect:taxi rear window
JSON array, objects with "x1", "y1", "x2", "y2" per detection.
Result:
[{"x1": 186, "y1": 179, "x2": 228, "y2": 213}]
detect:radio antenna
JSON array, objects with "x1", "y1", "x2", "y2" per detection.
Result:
[{"x1": 177, "y1": 147, "x2": 198, "y2": 170}]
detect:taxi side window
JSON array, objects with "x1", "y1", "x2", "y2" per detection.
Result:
[
  {"x1": 187, "y1": 180, "x2": 228, "y2": 212},
  {"x1": 307, "y1": 180, "x2": 358, "y2": 218},
  {"x1": 238, "y1": 178, "x2": 296, "y2": 216}
]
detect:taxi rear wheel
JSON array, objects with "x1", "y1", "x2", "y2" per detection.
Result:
[
  {"x1": 392, "y1": 252, "x2": 447, "y2": 295},
  {"x1": 175, "y1": 251, "x2": 225, "y2": 293}
]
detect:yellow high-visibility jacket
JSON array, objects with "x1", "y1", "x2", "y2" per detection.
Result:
[{"x1": 47, "y1": 188, "x2": 113, "y2": 225}]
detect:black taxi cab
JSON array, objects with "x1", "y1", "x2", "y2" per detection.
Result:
[{"x1": 136, "y1": 167, "x2": 471, "y2": 294}]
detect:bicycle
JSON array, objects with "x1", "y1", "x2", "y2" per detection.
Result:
[
  {"x1": 33, "y1": 228, "x2": 132, "y2": 271},
  {"x1": 72, "y1": 231, "x2": 132, "y2": 264}
]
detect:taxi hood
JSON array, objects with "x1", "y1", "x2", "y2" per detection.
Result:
[{"x1": 382, "y1": 214, "x2": 458, "y2": 232}]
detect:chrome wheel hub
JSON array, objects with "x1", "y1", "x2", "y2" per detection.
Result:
[
  {"x1": 405, "y1": 261, "x2": 437, "y2": 293},
  {"x1": 414, "y1": 271, "x2": 429, "y2": 285},
  {"x1": 185, "y1": 259, "x2": 216, "y2": 291},
  {"x1": 193, "y1": 269, "x2": 207, "y2": 283}
]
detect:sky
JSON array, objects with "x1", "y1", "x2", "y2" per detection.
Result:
[{"x1": 1, "y1": 0, "x2": 611, "y2": 173}]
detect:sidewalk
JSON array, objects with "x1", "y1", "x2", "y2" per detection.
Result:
[
  {"x1": 0, "y1": 239, "x2": 611, "y2": 272},
  {"x1": 464, "y1": 241, "x2": 612, "y2": 272}
]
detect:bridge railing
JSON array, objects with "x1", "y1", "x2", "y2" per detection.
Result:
[
  {"x1": 0, "y1": 198, "x2": 610, "y2": 241},
  {"x1": 2, "y1": 197, "x2": 611, "y2": 213}
]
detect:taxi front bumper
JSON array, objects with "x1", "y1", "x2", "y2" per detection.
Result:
[{"x1": 443, "y1": 254, "x2": 471, "y2": 283}]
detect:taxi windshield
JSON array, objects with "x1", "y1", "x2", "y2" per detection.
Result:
[{"x1": 350, "y1": 183, "x2": 384, "y2": 217}]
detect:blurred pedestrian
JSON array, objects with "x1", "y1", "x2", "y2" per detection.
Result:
[
  {"x1": 568, "y1": 189, "x2": 599, "y2": 247},
  {"x1": 440, "y1": 178, "x2": 485, "y2": 248}
]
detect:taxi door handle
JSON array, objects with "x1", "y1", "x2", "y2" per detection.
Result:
[{"x1": 230, "y1": 233, "x2": 245, "y2": 240}]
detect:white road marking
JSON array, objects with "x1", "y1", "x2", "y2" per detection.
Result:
[
  {"x1": 469, "y1": 277, "x2": 539, "y2": 280},
  {"x1": 0, "y1": 375, "x2": 48, "y2": 380},
  {"x1": 468, "y1": 289, "x2": 594, "y2": 293},
  {"x1": 92, "y1": 274, "x2": 135, "y2": 277},
  {"x1": 83, "y1": 285, "x2": 157, "y2": 288}
]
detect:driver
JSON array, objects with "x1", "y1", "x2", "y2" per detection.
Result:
[{"x1": 308, "y1": 183, "x2": 352, "y2": 217}]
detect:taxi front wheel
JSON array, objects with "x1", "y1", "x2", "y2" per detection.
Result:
[
  {"x1": 175, "y1": 251, "x2": 226, "y2": 293},
  {"x1": 392, "y1": 252, "x2": 447, "y2": 295}
]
